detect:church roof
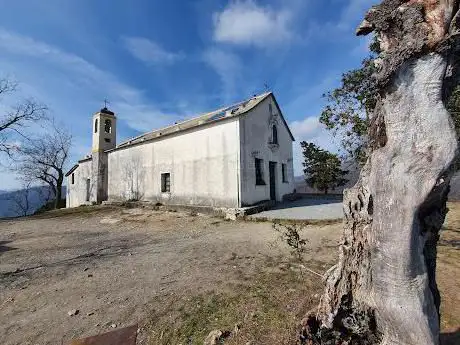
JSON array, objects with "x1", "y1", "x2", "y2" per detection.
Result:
[
  {"x1": 112, "y1": 92, "x2": 286, "y2": 151},
  {"x1": 65, "y1": 164, "x2": 79, "y2": 177}
]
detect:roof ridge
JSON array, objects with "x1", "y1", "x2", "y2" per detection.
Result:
[{"x1": 116, "y1": 92, "x2": 272, "y2": 148}]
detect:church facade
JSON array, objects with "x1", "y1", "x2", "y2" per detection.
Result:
[{"x1": 66, "y1": 92, "x2": 295, "y2": 209}]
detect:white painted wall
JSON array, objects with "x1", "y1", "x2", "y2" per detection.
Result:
[
  {"x1": 67, "y1": 94, "x2": 295, "y2": 209},
  {"x1": 92, "y1": 112, "x2": 117, "y2": 152},
  {"x1": 239, "y1": 96, "x2": 295, "y2": 206},
  {"x1": 106, "y1": 118, "x2": 240, "y2": 208},
  {"x1": 66, "y1": 159, "x2": 92, "y2": 208}
]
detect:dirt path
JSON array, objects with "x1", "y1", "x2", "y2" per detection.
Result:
[{"x1": 0, "y1": 207, "x2": 341, "y2": 345}]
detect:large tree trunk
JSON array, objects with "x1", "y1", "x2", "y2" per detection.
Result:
[
  {"x1": 302, "y1": 1, "x2": 460, "y2": 344},
  {"x1": 55, "y1": 183, "x2": 62, "y2": 209},
  {"x1": 55, "y1": 173, "x2": 64, "y2": 209}
]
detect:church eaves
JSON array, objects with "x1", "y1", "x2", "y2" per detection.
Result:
[{"x1": 110, "y1": 92, "x2": 275, "y2": 152}]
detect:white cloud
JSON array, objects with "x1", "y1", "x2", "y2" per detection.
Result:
[
  {"x1": 121, "y1": 36, "x2": 184, "y2": 65},
  {"x1": 289, "y1": 116, "x2": 339, "y2": 176},
  {"x1": 0, "y1": 28, "x2": 186, "y2": 189},
  {"x1": 112, "y1": 101, "x2": 176, "y2": 134},
  {"x1": 202, "y1": 47, "x2": 242, "y2": 102},
  {"x1": 213, "y1": 0, "x2": 293, "y2": 47},
  {"x1": 290, "y1": 116, "x2": 322, "y2": 139},
  {"x1": 0, "y1": 28, "x2": 180, "y2": 133}
]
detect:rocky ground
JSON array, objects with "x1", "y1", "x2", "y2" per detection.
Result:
[{"x1": 0, "y1": 204, "x2": 458, "y2": 345}]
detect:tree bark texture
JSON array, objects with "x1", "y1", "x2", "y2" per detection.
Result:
[{"x1": 301, "y1": 1, "x2": 460, "y2": 345}]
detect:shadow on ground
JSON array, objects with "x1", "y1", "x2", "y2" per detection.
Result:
[
  {"x1": 441, "y1": 328, "x2": 460, "y2": 345},
  {"x1": 0, "y1": 241, "x2": 17, "y2": 254}
]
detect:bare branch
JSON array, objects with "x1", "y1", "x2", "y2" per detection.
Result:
[
  {"x1": 0, "y1": 78, "x2": 18, "y2": 96},
  {"x1": 0, "y1": 99, "x2": 47, "y2": 132},
  {"x1": 0, "y1": 77, "x2": 48, "y2": 157},
  {"x1": 12, "y1": 119, "x2": 71, "y2": 209},
  {"x1": 8, "y1": 181, "x2": 32, "y2": 217}
]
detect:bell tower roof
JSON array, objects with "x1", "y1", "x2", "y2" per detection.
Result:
[{"x1": 98, "y1": 107, "x2": 115, "y2": 116}]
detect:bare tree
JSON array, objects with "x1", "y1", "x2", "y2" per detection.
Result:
[
  {"x1": 14, "y1": 121, "x2": 71, "y2": 209},
  {"x1": 37, "y1": 183, "x2": 53, "y2": 206},
  {"x1": 0, "y1": 78, "x2": 47, "y2": 157},
  {"x1": 8, "y1": 181, "x2": 32, "y2": 217},
  {"x1": 302, "y1": 2, "x2": 460, "y2": 345}
]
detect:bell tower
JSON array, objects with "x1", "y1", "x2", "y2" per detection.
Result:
[
  {"x1": 91, "y1": 106, "x2": 116, "y2": 203},
  {"x1": 92, "y1": 107, "x2": 117, "y2": 152}
]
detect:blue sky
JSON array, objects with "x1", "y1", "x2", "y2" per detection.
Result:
[{"x1": 0, "y1": 0, "x2": 375, "y2": 190}]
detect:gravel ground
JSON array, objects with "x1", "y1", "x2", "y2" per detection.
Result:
[
  {"x1": 250, "y1": 198, "x2": 343, "y2": 220},
  {"x1": 0, "y1": 207, "x2": 341, "y2": 345}
]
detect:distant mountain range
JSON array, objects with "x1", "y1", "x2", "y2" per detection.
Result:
[
  {"x1": 295, "y1": 171, "x2": 460, "y2": 201},
  {"x1": 0, "y1": 186, "x2": 66, "y2": 218}
]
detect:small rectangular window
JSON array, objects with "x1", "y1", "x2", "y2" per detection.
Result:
[
  {"x1": 161, "y1": 173, "x2": 171, "y2": 193},
  {"x1": 255, "y1": 158, "x2": 265, "y2": 186},
  {"x1": 71, "y1": 173, "x2": 75, "y2": 185},
  {"x1": 104, "y1": 138, "x2": 111, "y2": 143},
  {"x1": 86, "y1": 179, "x2": 91, "y2": 202},
  {"x1": 271, "y1": 125, "x2": 278, "y2": 145},
  {"x1": 282, "y1": 164, "x2": 288, "y2": 183}
]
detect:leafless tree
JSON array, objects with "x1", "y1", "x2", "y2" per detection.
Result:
[
  {"x1": 0, "y1": 78, "x2": 47, "y2": 157},
  {"x1": 9, "y1": 181, "x2": 32, "y2": 217},
  {"x1": 302, "y1": 1, "x2": 460, "y2": 345},
  {"x1": 13, "y1": 120, "x2": 71, "y2": 209},
  {"x1": 37, "y1": 183, "x2": 53, "y2": 206}
]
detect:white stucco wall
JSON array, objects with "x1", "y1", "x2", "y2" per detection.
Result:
[
  {"x1": 239, "y1": 96, "x2": 295, "y2": 206},
  {"x1": 106, "y1": 118, "x2": 240, "y2": 208},
  {"x1": 66, "y1": 159, "x2": 92, "y2": 208}
]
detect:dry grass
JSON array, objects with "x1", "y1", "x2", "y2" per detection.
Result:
[
  {"x1": 28, "y1": 204, "x2": 113, "y2": 219},
  {"x1": 3, "y1": 202, "x2": 457, "y2": 344},
  {"x1": 438, "y1": 202, "x2": 460, "y2": 331},
  {"x1": 143, "y1": 203, "x2": 460, "y2": 345},
  {"x1": 143, "y1": 258, "x2": 328, "y2": 345}
]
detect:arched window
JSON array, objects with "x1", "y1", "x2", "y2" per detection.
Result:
[
  {"x1": 272, "y1": 125, "x2": 278, "y2": 145},
  {"x1": 104, "y1": 119, "x2": 112, "y2": 133},
  {"x1": 94, "y1": 119, "x2": 98, "y2": 133}
]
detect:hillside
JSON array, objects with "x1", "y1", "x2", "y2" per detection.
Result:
[
  {"x1": 0, "y1": 186, "x2": 65, "y2": 218},
  {"x1": 0, "y1": 204, "x2": 458, "y2": 344}
]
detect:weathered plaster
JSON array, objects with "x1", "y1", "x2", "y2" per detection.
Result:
[
  {"x1": 66, "y1": 159, "x2": 92, "y2": 208},
  {"x1": 107, "y1": 118, "x2": 241, "y2": 208},
  {"x1": 239, "y1": 95, "x2": 295, "y2": 206}
]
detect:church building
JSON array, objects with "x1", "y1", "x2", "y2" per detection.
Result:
[{"x1": 66, "y1": 92, "x2": 295, "y2": 209}]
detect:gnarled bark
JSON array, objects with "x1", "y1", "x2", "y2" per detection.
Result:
[{"x1": 301, "y1": 1, "x2": 460, "y2": 344}]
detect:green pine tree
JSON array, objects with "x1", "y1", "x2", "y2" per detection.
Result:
[{"x1": 301, "y1": 142, "x2": 349, "y2": 194}]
